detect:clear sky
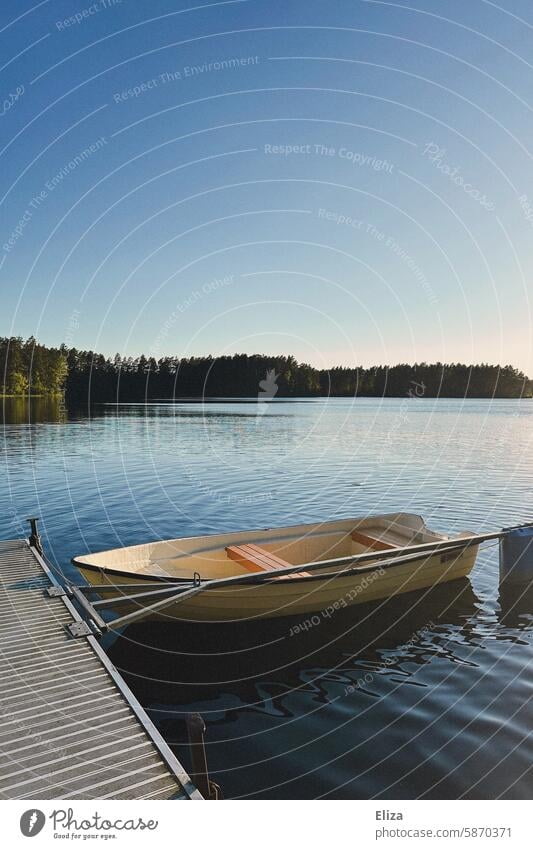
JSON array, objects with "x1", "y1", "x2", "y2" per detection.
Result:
[{"x1": 1, "y1": 0, "x2": 533, "y2": 371}]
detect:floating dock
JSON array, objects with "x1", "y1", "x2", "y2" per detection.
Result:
[{"x1": 0, "y1": 538, "x2": 201, "y2": 800}]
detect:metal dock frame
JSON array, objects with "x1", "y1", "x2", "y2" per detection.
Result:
[{"x1": 0, "y1": 539, "x2": 202, "y2": 800}]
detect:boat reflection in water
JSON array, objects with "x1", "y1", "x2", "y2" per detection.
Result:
[
  {"x1": 109, "y1": 578, "x2": 480, "y2": 699},
  {"x1": 105, "y1": 576, "x2": 533, "y2": 800}
]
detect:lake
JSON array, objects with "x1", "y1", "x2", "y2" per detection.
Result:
[{"x1": 1, "y1": 396, "x2": 532, "y2": 798}]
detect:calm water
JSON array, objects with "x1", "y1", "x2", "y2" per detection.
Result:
[{"x1": 1, "y1": 396, "x2": 533, "y2": 799}]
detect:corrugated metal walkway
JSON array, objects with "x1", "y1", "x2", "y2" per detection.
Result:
[{"x1": 0, "y1": 539, "x2": 201, "y2": 800}]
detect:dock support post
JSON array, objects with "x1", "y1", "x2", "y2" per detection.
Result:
[
  {"x1": 27, "y1": 516, "x2": 43, "y2": 555},
  {"x1": 186, "y1": 713, "x2": 220, "y2": 799}
]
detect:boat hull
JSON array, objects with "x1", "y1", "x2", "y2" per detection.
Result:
[{"x1": 77, "y1": 545, "x2": 478, "y2": 623}]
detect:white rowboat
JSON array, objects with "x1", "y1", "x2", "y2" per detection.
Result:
[{"x1": 72, "y1": 513, "x2": 479, "y2": 624}]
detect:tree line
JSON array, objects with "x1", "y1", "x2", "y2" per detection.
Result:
[{"x1": 1, "y1": 336, "x2": 530, "y2": 400}]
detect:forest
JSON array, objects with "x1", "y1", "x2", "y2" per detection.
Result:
[{"x1": 1, "y1": 336, "x2": 530, "y2": 400}]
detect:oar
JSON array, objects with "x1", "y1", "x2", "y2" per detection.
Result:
[{"x1": 89, "y1": 583, "x2": 199, "y2": 608}]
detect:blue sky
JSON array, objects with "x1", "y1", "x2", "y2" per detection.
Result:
[{"x1": 1, "y1": 0, "x2": 533, "y2": 371}]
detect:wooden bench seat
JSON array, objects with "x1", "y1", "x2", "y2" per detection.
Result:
[
  {"x1": 351, "y1": 530, "x2": 399, "y2": 551},
  {"x1": 226, "y1": 543, "x2": 311, "y2": 579}
]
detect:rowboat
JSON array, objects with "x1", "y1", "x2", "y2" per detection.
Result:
[{"x1": 72, "y1": 513, "x2": 479, "y2": 624}]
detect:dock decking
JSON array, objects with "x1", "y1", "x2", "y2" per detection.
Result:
[{"x1": 0, "y1": 538, "x2": 201, "y2": 800}]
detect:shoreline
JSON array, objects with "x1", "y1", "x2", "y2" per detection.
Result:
[{"x1": 3, "y1": 394, "x2": 531, "y2": 401}]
